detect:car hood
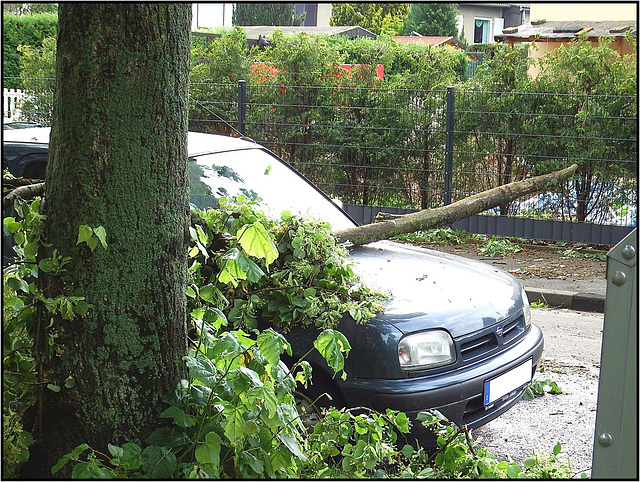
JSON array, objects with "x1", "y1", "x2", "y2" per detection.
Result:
[{"x1": 348, "y1": 240, "x2": 524, "y2": 338}]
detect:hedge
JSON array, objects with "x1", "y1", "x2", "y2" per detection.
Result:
[{"x1": 2, "y1": 13, "x2": 58, "y2": 89}]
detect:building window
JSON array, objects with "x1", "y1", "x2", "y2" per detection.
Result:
[
  {"x1": 294, "y1": 3, "x2": 318, "y2": 26},
  {"x1": 474, "y1": 18, "x2": 490, "y2": 43}
]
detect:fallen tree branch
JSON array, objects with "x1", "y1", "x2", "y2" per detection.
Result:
[
  {"x1": 332, "y1": 164, "x2": 578, "y2": 246},
  {"x1": 2, "y1": 182, "x2": 45, "y2": 210},
  {"x1": 2, "y1": 178, "x2": 44, "y2": 188}
]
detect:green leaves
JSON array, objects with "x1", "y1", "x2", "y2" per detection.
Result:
[
  {"x1": 141, "y1": 445, "x2": 177, "y2": 479},
  {"x1": 76, "y1": 225, "x2": 107, "y2": 251},
  {"x1": 51, "y1": 443, "x2": 90, "y2": 474},
  {"x1": 189, "y1": 200, "x2": 386, "y2": 334},
  {"x1": 256, "y1": 328, "x2": 291, "y2": 366},
  {"x1": 523, "y1": 378, "x2": 563, "y2": 400},
  {"x1": 313, "y1": 329, "x2": 351, "y2": 379},
  {"x1": 237, "y1": 222, "x2": 279, "y2": 266},
  {"x1": 108, "y1": 442, "x2": 142, "y2": 471},
  {"x1": 160, "y1": 406, "x2": 197, "y2": 428},
  {"x1": 194, "y1": 432, "x2": 221, "y2": 474}
]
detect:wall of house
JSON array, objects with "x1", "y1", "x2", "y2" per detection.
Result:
[
  {"x1": 192, "y1": 3, "x2": 233, "y2": 29},
  {"x1": 317, "y1": 4, "x2": 332, "y2": 27},
  {"x1": 530, "y1": 3, "x2": 637, "y2": 21},
  {"x1": 191, "y1": 3, "x2": 331, "y2": 29},
  {"x1": 457, "y1": 4, "x2": 505, "y2": 45},
  {"x1": 522, "y1": 34, "x2": 633, "y2": 78}
]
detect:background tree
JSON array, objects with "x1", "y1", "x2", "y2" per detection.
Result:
[
  {"x1": 455, "y1": 44, "x2": 532, "y2": 214},
  {"x1": 330, "y1": 3, "x2": 409, "y2": 36},
  {"x1": 16, "y1": 36, "x2": 56, "y2": 124},
  {"x1": 22, "y1": 4, "x2": 192, "y2": 478},
  {"x1": 190, "y1": 27, "x2": 250, "y2": 135},
  {"x1": 232, "y1": 2, "x2": 305, "y2": 26},
  {"x1": 399, "y1": 3, "x2": 460, "y2": 39},
  {"x1": 3, "y1": 2, "x2": 58, "y2": 15}
]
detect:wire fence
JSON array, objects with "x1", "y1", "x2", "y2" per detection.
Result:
[
  {"x1": 190, "y1": 82, "x2": 637, "y2": 228},
  {"x1": 5, "y1": 77, "x2": 637, "y2": 229}
]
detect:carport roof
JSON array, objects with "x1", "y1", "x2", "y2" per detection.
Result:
[
  {"x1": 496, "y1": 20, "x2": 636, "y2": 42},
  {"x1": 240, "y1": 25, "x2": 377, "y2": 39}
]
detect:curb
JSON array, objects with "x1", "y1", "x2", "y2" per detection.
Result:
[{"x1": 525, "y1": 287, "x2": 605, "y2": 313}]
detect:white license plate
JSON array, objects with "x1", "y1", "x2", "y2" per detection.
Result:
[{"x1": 484, "y1": 359, "x2": 533, "y2": 406}]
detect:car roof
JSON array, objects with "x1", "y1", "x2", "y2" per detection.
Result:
[{"x1": 2, "y1": 127, "x2": 262, "y2": 156}]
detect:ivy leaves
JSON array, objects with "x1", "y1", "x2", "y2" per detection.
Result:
[{"x1": 76, "y1": 225, "x2": 107, "y2": 252}]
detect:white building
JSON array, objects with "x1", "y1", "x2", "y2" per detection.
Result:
[
  {"x1": 192, "y1": 3, "x2": 233, "y2": 30},
  {"x1": 191, "y1": 3, "x2": 332, "y2": 30}
]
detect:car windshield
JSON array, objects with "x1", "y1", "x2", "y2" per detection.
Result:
[{"x1": 189, "y1": 148, "x2": 357, "y2": 231}]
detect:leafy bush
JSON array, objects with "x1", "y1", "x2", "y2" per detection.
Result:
[
  {"x1": 2, "y1": 12, "x2": 57, "y2": 88},
  {"x1": 478, "y1": 236, "x2": 523, "y2": 257}
]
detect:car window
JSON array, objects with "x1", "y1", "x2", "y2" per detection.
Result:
[{"x1": 189, "y1": 149, "x2": 357, "y2": 231}]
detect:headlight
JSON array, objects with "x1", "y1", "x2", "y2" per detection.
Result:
[
  {"x1": 398, "y1": 330, "x2": 456, "y2": 371},
  {"x1": 521, "y1": 285, "x2": 531, "y2": 326}
]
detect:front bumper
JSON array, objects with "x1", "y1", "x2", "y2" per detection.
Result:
[{"x1": 339, "y1": 323, "x2": 544, "y2": 437}]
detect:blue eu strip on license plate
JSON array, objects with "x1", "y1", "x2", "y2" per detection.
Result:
[{"x1": 484, "y1": 358, "x2": 533, "y2": 406}]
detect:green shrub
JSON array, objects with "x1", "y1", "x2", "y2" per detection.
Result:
[{"x1": 2, "y1": 12, "x2": 57, "y2": 88}]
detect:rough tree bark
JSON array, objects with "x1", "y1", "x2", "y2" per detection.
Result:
[
  {"x1": 332, "y1": 164, "x2": 579, "y2": 245},
  {"x1": 21, "y1": 4, "x2": 191, "y2": 478}
]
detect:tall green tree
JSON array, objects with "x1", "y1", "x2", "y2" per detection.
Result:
[
  {"x1": 22, "y1": 3, "x2": 192, "y2": 477},
  {"x1": 456, "y1": 45, "x2": 532, "y2": 213},
  {"x1": 525, "y1": 36, "x2": 637, "y2": 222},
  {"x1": 400, "y1": 3, "x2": 459, "y2": 38},
  {"x1": 232, "y1": 2, "x2": 305, "y2": 26},
  {"x1": 330, "y1": 3, "x2": 409, "y2": 35}
]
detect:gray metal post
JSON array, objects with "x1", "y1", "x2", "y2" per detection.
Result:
[
  {"x1": 238, "y1": 79, "x2": 247, "y2": 136},
  {"x1": 444, "y1": 86, "x2": 454, "y2": 205},
  {"x1": 591, "y1": 228, "x2": 637, "y2": 478}
]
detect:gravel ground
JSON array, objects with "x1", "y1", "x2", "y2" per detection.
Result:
[{"x1": 473, "y1": 309, "x2": 603, "y2": 478}]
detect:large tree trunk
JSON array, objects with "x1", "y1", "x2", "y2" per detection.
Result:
[
  {"x1": 333, "y1": 163, "x2": 578, "y2": 245},
  {"x1": 22, "y1": 4, "x2": 191, "y2": 478}
]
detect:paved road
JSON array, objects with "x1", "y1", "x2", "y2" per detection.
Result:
[{"x1": 473, "y1": 308, "x2": 604, "y2": 478}]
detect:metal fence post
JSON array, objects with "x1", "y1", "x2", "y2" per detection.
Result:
[
  {"x1": 591, "y1": 228, "x2": 637, "y2": 478},
  {"x1": 444, "y1": 86, "x2": 455, "y2": 205},
  {"x1": 238, "y1": 80, "x2": 246, "y2": 136}
]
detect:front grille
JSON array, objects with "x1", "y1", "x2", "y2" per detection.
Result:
[
  {"x1": 501, "y1": 317, "x2": 522, "y2": 344},
  {"x1": 460, "y1": 333, "x2": 497, "y2": 361},
  {"x1": 456, "y1": 313, "x2": 527, "y2": 365}
]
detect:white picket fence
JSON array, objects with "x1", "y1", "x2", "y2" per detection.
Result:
[{"x1": 3, "y1": 88, "x2": 26, "y2": 122}]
